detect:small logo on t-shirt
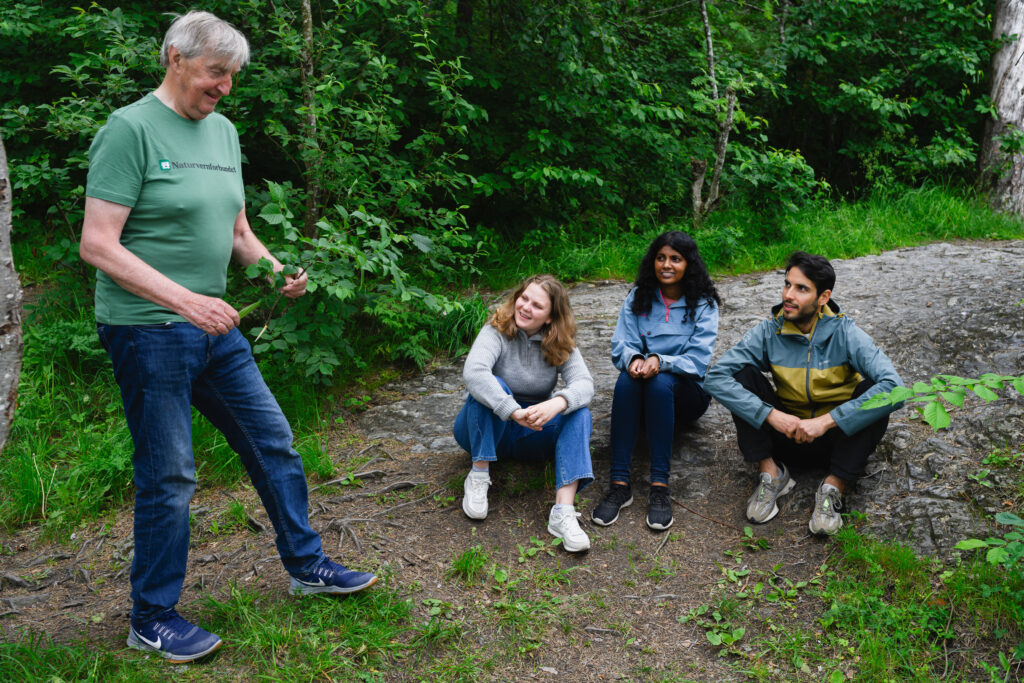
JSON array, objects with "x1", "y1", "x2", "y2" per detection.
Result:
[{"x1": 159, "y1": 159, "x2": 171, "y2": 171}]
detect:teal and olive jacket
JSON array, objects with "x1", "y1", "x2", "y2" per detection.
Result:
[{"x1": 704, "y1": 300, "x2": 903, "y2": 436}]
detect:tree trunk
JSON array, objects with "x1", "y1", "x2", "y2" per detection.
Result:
[
  {"x1": 698, "y1": 0, "x2": 719, "y2": 105},
  {"x1": 979, "y1": 0, "x2": 1024, "y2": 214},
  {"x1": 0, "y1": 134, "x2": 23, "y2": 453},
  {"x1": 300, "y1": 0, "x2": 321, "y2": 237},
  {"x1": 456, "y1": 0, "x2": 474, "y2": 44}
]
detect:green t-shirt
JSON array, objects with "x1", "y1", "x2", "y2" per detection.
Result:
[{"x1": 86, "y1": 94, "x2": 244, "y2": 324}]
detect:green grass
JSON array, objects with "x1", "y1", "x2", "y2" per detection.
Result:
[
  {"x1": 694, "y1": 524, "x2": 1024, "y2": 681},
  {"x1": 447, "y1": 544, "x2": 491, "y2": 585},
  {"x1": 0, "y1": 577, "x2": 491, "y2": 682},
  {"x1": 0, "y1": 557, "x2": 587, "y2": 681},
  {"x1": 473, "y1": 184, "x2": 1024, "y2": 287}
]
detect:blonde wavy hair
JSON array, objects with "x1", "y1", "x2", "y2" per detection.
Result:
[{"x1": 489, "y1": 274, "x2": 577, "y2": 366}]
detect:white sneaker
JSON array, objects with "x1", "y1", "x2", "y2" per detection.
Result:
[
  {"x1": 462, "y1": 470, "x2": 490, "y2": 519},
  {"x1": 547, "y1": 506, "x2": 590, "y2": 552}
]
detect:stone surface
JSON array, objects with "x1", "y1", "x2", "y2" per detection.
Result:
[{"x1": 358, "y1": 242, "x2": 1024, "y2": 558}]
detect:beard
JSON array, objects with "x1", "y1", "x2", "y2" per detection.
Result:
[{"x1": 782, "y1": 303, "x2": 819, "y2": 328}]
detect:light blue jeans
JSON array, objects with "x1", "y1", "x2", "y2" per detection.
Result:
[
  {"x1": 98, "y1": 323, "x2": 326, "y2": 624},
  {"x1": 452, "y1": 378, "x2": 594, "y2": 491}
]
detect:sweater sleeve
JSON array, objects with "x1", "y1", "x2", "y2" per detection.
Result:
[
  {"x1": 703, "y1": 321, "x2": 775, "y2": 429},
  {"x1": 655, "y1": 300, "x2": 719, "y2": 378},
  {"x1": 610, "y1": 291, "x2": 644, "y2": 372},
  {"x1": 553, "y1": 347, "x2": 594, "y2": 413},
  {"x1": 828, "y1": 322, "x2": 905, "y2": 435},
  {"x1": 462, "y1": 325, "x2": 521, "y2": 421}
]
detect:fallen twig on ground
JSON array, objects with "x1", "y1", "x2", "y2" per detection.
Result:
[
  {"x1": 370, "y1": 487, "x2": 444, "y2": 519},
  {"x1": 670, "y1": 496, "x2": 745, "y2": 533}
]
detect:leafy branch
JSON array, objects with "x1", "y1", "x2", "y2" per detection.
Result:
[{"x1": 861, "y1": 372, "x2": 1024, "y2": 431}]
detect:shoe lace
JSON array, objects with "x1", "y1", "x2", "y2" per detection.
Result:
[
  {"x1": 152, "y1": 611, "x2": 188, "y2": 640},
  {"x1": 556, "y1": 509, "x2": 582, "y2": 526},
  {"x1": 315, "y1": 559, "x2": 338, "y2": 578},
  {"x1": 650, "y1": 488, "x2": 670, "y2": 505},
  {"x1": 819, "y1": 488, "x2": 842, "y2": 514},
  {"x1": 609, "y1": 486, "x2": 631, "y2": 505}
]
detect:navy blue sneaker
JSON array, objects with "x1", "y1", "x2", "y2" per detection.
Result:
[
  {"x1": 127, "y1": 610, "x2": 222, "y2": 663},
  {"x1": 289, "y1": 558, "x2": 378, "y2": 595}
]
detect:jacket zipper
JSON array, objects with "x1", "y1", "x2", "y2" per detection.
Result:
[
  {"x1": 805, "y1": 321, "x2": 816, "y2": 417},
  {"x1": 657, "y1": 289, "x2": 672, "y2": 322}
]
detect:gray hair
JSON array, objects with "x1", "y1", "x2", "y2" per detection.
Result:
[{"x1": 160, "y1": 10, "x2": 250, "y2": 69}]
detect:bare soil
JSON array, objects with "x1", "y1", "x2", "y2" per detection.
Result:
[
  {"x1": 0, "y1": 415, "x2": 837, "y2": 681},
  {"x1": 3, "y1": 241, "x2": 1023, "y2": 680}
]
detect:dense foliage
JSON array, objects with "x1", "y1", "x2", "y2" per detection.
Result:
[{"x1": 0, "y1": 0, "x2": 1000, "y2": 383}]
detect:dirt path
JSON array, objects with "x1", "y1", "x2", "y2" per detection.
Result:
[{"x1": 1, "y1": 241, "x2": 1022, "y2": 680}]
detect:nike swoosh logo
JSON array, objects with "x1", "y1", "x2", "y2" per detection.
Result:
[
  {"x1": 138, "y1": 633, "x2": 162, "y2": 649},
  {"x1": 299, "y1": 577, "x2": 327, "y2": 587}
]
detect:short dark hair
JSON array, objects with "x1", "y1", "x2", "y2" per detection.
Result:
[{"x1": 785, "y1": 251, "x2": 834, "y2": 295}]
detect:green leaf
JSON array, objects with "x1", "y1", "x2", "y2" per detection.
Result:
[
  {"x1": 979, "y1": 373, "x2": 1006, "y2": 388},
  {"x1": 912, "y1": 381, "x2": 932, "y2": 393},
  {"x1": 258, "y1": 207, "x2": 285, "y2": 225},
  {"x1": 860, "y1": 394, "x2": 891, "y2": 410},
  {"x1": 972, "y1": 384, "x2": 1000, "y2": 402},
  {"x1": 889, "y1": 386, "x2": 915, "y2": 402},
  {"x1": 706, "y1": 631, "x2": 722, "y2": 646},
  {"x1": 409, "y1": 233, "x2": 434, "y2": 253},
  {"x1": 922, "y1": 401, "x2": 951, "y2": 430},
  {"x1": 986, "y1": 546, "x2": 1009, "y2": 565},
  {"x1": 995, "y1": 512, "x2": 1024, "y2": 527},
  {"x1": 237, "y1": 301, "x2": 261, "y2": 319},
  {"x1": 1013, "y1": 376, "x2": 1024, "y2": 395},
  {"x1": 829, "y1": 671, "x2": 845, "y2": 683},
  {"x1": 954, "y1": 538, "x2": 989, "y2": 550},
  {"x1": 939, "y1": 390, "x2": 965, "y2": 407}
]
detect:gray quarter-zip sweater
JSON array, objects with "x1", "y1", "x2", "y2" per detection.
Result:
[{"x1": 462, "y1": 324, "x2": 594, "y2": 421}]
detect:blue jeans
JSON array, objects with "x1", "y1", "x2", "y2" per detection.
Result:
[
  {"x1": 609, "y1": 371, "x2": 710, "y2": 485},
  {"x1": 98, "y1": 323, "x2": 326, "y2": 623},
  {"x1": 452, "y1": 378, "x2": 594, "y2": 491}
]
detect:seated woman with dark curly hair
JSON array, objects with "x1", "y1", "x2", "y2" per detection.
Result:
[{"x1": 591, "y1": 231, "x2": 721, "y2": 531}]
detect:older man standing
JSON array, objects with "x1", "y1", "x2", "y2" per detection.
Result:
[{"x1": 80, "y1": 11, "x2": 375, "y2": 663}]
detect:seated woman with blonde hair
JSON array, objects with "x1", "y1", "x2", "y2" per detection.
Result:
[{"x1": 453, "y1": 274, "x2": 595, "y2": 552}]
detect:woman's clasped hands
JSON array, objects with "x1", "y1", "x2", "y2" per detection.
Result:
[{"x1": 511, "y1": 396, "x2": 569, "y2": 431}]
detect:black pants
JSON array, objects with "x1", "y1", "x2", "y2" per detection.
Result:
[{"x1": 730, "y1": 366, "x2": 889, "y2": 482}]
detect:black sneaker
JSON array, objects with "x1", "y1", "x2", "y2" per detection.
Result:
[
  {"x1": 646, "y1": 486, "x2": 674, "y2": 531},
  {"x1": 591, "y1": 484, "x2": 633, "y2": 526}
]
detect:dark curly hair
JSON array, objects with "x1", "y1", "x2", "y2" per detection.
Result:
[{"x1": 632, "y1": 231, "x2": 721, "y2": 319}]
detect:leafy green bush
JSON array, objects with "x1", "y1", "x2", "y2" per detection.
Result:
[{"x1": 775, "y1": 0, "x2": 993, "y2": 190}]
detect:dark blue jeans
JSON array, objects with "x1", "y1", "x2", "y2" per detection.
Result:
[
  {"x1": 98, "y1": 323, "x2": 325, "y2": 623},
  {"x1": 608, "y1": 371, "x2": 710, "y2": 485},
  {"x1": 452, "y1": 378, "x2": 594, "y2": 491}
]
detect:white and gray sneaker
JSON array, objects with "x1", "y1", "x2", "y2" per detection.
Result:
[
  {"x1": 547, "y1": 506, "x2": 591, "y2": 552},
  {"x1": 462, "y1": 469, "x2": 491, "y2": 520},
  {"x1": 746, "y1": 463, "x2": 796, "y2": 523},
  {"x1": 809, "y1": 481, "x2": 844, "y2": 536}
]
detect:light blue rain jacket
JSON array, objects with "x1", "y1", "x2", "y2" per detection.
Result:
[{"x1": 610, "y1": 287, "x2": 719, "y2": 383}]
